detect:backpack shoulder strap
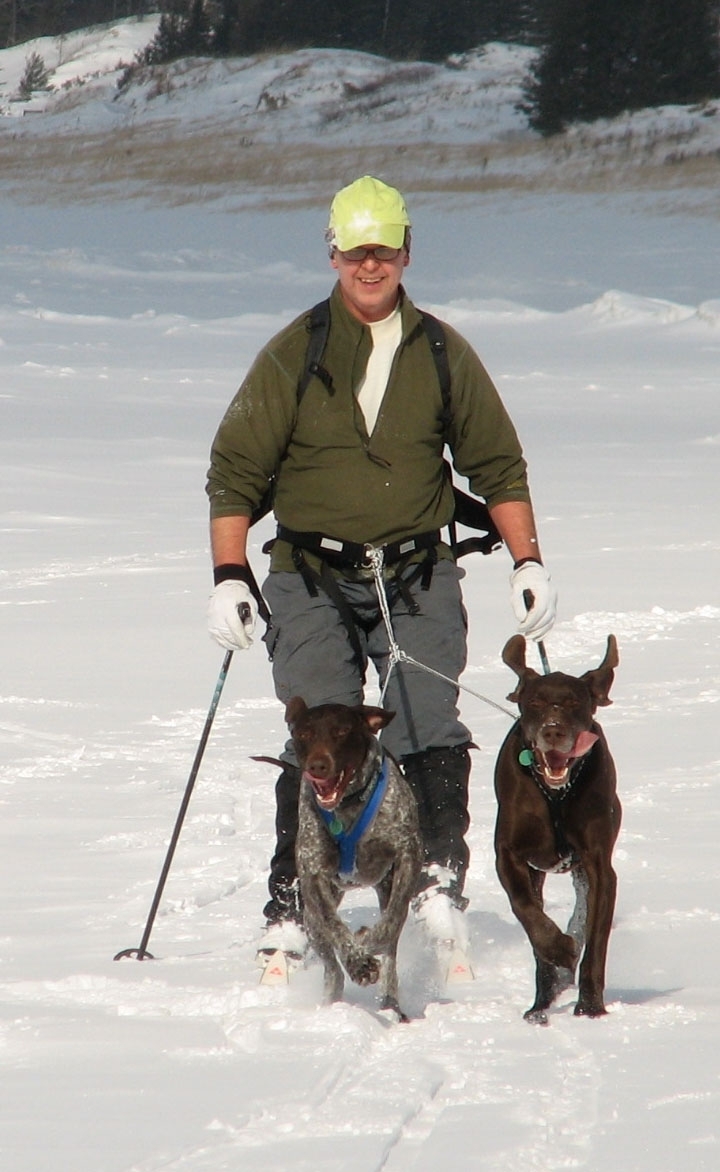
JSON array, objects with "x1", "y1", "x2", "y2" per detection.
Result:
[
  {"x1": 419, "y1": 310, "x2": 452, "y2": 440},
  {"x1": 301, "y1": 302, "x2": 447, "y2": 412},
  {"x1": 298, "y1": 298, "x2": 334, "y2": 401},
  {"x1": 250, "y1": 299, "x2": 333, "y2": 532}
]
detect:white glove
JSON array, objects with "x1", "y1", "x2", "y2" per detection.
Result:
[
  {"x1": 510, "y1": 561, "x2": 557, "y2": 641},
  {"x1": 207, "y1": 580, "x2": 257, "y2": 651}
]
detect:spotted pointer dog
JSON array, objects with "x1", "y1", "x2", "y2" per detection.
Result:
[
  {"x1": 494, "y1": 635, "x2": 621, "y2": 1023},
  {"x1": 287, "y1": 697, "x2": 422, "y2": 1021}
]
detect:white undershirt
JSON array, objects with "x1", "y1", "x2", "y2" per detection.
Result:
[{"x1": 355, "y1": 305, "x2": 403, "y2": 433}]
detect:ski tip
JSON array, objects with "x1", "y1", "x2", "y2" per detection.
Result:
[
  {"x1": 258, "y1": 949, "x2": 290, "y2": 986},
  {"x1": 444, "y1": 948, "x2": 475, "y2": 985}
]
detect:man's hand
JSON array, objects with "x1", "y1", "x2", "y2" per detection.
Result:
[
  {"x1": 208, "y1": 580, "x2": 257, "y2": 650},
  {"x1": 509, "y1": 561, "x2": 557, "y2": 641}
]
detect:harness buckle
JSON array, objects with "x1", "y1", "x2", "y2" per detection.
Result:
[{"x1": 361, "y1": 543, "x2": 376, "y2": 570}]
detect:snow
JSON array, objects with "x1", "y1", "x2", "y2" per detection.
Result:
[{"x1": 1, "y1": 18, "x2": 719, "y2": 1172}]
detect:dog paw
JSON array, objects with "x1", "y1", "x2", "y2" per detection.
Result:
[
  {"x1": 524, "y1": 1006, "x2": 550, "y2": 1026},
  {"x1": 346, "y1": 951, "x2": 380, "y2": 987},
  {"x1": 574, "y1": 998, "x2": 607, "y2": 1018}
]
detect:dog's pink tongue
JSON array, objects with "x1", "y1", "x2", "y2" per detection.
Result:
[
  {"x1": 572, "y1": 731, "x2": 598, "y2": 758},
  {"x1": 543, "y1": 731, "x2": 598, "y2": 775}
]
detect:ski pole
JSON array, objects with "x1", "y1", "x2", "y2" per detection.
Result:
[
  {"x1": 523, "y1": 588, "x2": 551, "y2": 674},
  {"x1": 537, "y1": 640, "x2": 551, "y2": 674},
  {"x1": 114, "y1": 648, "x2": 234, "y2": 961}
]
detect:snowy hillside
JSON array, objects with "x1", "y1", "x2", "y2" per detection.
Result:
[
  {"x1": 1, "y1": 17, "x2": 720, "y2": 1172},
  {"x1": 0, "y1": 17, "x2": 531, "y2": 139},
  {"x1": 1, "y1": 17, "x2": 719, "y2": 210}
]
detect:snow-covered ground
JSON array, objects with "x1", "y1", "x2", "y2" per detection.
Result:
[{"x1": 1, "y1": 19, "x2": 719, "y2": 1172}]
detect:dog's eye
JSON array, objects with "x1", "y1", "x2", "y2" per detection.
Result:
[
  {"x1": 560, "y1": 697, "x2": 580, "y2": 710},
  {"x1": 333, "y1": 725, "x2": 351, "y2": 740}
]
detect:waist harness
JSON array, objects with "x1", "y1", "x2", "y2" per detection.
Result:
[{"x1": 276, "y1": 526, "x2": 440, "y2": 684}]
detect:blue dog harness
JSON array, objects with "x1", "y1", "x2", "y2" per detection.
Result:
[{"x1": 317, "y1": 757, "x2": 389, "y2": 882}]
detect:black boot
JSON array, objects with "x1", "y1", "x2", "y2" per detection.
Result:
[
  {"x1": 262, "y1": 764, "x2": 303, "y2": 925},
  {"x1": 401, "y1": 743, "x2": 472, "y2": 907}
]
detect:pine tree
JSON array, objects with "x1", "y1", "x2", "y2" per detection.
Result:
[
  {"x1": 184, "y1": 0, "x2": 212, "y2": 55},
  {"x1": 18, "y1": 51, "x2": 49, "y2": 97},
  {"x1": 138, "y1": 0, "x2": 541, "y2": 67},
  {"x1": 523, "y1": 0, "x2": 720, "y2": 135}
]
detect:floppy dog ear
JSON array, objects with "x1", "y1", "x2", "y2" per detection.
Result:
[
  {"x1": 502, "y1": 635, "x2": 528, "y2": 675},
  {"x1": 360, "y1": 706, "x2": 395, "y2": 733},
  {"x1": 285, "y1": 696, "x2": 308, "y2": 728},
  {"x1": 580, "y1": 635, "x2": 619, "y2": 708},
  {"x1": 501, "y1": 635, "x2": 540, "y2": 703}
]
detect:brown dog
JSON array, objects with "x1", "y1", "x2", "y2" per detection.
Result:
[
  {"x1": 287, "y1": 697, "x2": 422, "y2": 1020},
  {"x1": 494, "y1": 635, "x2": 621, "y2": 1023}
]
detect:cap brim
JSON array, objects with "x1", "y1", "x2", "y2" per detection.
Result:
[{"x1": 332, "y1": 222, "x2": 407, "y2": 251}]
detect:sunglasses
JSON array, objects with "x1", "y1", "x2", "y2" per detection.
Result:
[{"x1": 337, "y1": 245, "x2": 403, "y2": 263}]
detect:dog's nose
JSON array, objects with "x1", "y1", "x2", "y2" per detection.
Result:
[
  {"x1": 306, "y1": 752, "x2": 333, "y2": 778},
  {"x1": 540, "y1": 723, "x2": 567, "y2": 746}
]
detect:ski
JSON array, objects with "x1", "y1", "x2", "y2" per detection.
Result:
[
  {"x1": 258, "y1": 948, "x2": 289, "y2": 986},
  {"x1": 443, "y1": 946, "x2": 475, "y2": 985}
]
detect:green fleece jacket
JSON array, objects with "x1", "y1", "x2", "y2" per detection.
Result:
[{"x1": 207, "y1": 284, "x2": 530, "y2": 571}]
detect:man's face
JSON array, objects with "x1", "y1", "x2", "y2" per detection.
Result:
[{"x1": 331, "y1": 244, "x2": 410, "y2": 324}]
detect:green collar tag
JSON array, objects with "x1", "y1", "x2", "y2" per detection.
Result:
[{"x1": 519, "y1": 748, "x2": 534, "y2": 768}]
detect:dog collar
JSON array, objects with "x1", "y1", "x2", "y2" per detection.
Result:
[
  {"x1": 522, "y1": 747, "x2": 577, "y2": 864},
  {"x1": 318, "y1": 756, "x2": 389, "y2": 881},
  {"x1": 518, "y1": 736, "x2": 593, "y2": 865}
]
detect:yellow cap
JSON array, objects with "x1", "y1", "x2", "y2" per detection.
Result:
[{"x1": 326, "y1": 175, "x2": 411, "y2": 251}]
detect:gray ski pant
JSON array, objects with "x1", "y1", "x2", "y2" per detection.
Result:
[{"x1": 261, "y1": 558, "x2": 472, "y2": 762}]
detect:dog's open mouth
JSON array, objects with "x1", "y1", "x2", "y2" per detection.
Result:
[
  {"x1": 303, "y1": 769, "x2": 352, "y2": 811},
  {"x1": 533, "y1": 731, "x2": 598, "y2": 787}
]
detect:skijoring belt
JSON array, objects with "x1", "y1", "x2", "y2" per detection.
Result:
[
  {"x1": 272, "y1": 525, "x2": 440, "y2": 685},
  {"x1": 274, "y1": 525, "x2": 441, "y2": 571}
]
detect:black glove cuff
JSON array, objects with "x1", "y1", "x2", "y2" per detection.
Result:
[
  {"x1": 213, "y1": 563, "x2": 253, "y2": 587},
  {"x1": 213, "y1": 562, "x2": 271, "y2": 627},
  {"x1": 513, "y1": 557, "x2": 543, "y2": 571}
]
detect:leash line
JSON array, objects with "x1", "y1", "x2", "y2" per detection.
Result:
[
  {"x1": 366, "y1": 546, "x2": 517, "y2": 720},
  {"x1": 394, "y1": 649, "x2": 517, "y2": 718}
]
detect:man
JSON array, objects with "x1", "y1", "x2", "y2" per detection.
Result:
[{"x1": 206, "y1": 175, "x2": 556, "y2": 968}]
